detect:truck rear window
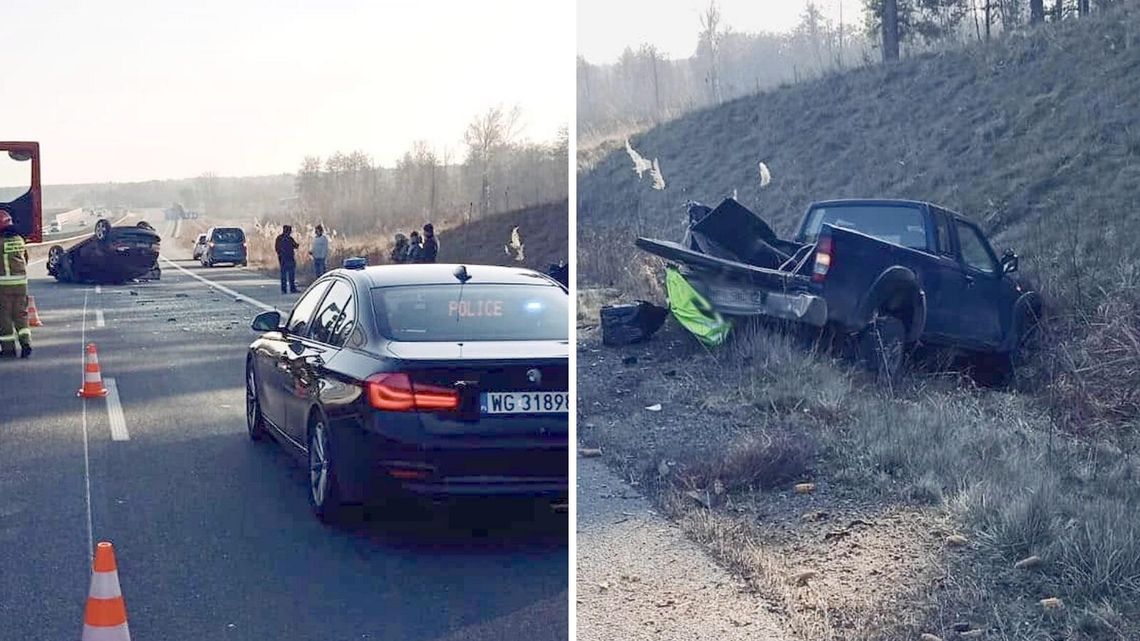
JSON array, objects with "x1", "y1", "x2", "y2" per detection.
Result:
[
  {"x1": 372, "y1": 284, "x2": 568, "y2": 342},
  {"x1": 802, "y1": 205, "x2": 927, "y2": 250},
  {"x1": 211, "y1": 228, "x2": 245, "y2": 243}
]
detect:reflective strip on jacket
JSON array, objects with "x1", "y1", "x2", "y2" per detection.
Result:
[{"x1": 0, "y1": 235, "x2": 28, "y2": 287}]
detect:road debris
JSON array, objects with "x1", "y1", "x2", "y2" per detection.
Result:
[{"x1": 1014, "y1": 555, "x2": 1042, "y2": 569}]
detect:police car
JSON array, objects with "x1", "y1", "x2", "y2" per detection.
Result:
[{"x1": 245, "y1": 257, "x2": 569, "y2": 523}]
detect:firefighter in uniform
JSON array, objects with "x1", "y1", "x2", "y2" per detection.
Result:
[{"x1": 0, "y1": 209, "x2": 32, "y2": 358}]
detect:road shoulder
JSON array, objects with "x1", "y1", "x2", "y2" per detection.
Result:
[{"x1": 576, "y1": 457, "x2": 788, "y2": 641}]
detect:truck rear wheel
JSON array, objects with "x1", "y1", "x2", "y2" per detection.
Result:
[{"x1": 859, "y1": 313, "x2": 906, "y2": 386}]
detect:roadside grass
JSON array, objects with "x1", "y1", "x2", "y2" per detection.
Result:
[
  {"x1": 578, "y1": 291, "x2": 1140, "y2": 639},
  {"x1": 224, "y1": 201, "x2": 569, "y2": 283}
]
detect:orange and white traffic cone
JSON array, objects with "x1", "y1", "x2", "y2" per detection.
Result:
[
  {"x1": 78, "y1": 343, "x2": 109, "y2": 398},
  {"x1": 82, "y1": 541, "x2": 131, "y2": 641},
  {"x1": 26, "y1": 296, "x2": 43, "y2": 327}
]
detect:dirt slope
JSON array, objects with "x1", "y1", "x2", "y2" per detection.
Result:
[{"x1": 435, "y1": 200, "x2": 569, "y2": 270}]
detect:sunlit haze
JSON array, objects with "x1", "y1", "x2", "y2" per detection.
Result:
[
  {"x1": 1, "y1": 0, "x2": 572, "y2": 185},
  {"x1": 578, "y1": 0, "x2": 849, "y2": 63}
]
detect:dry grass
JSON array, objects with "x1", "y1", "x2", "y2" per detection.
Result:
[
  {"x1": 578, "y1": 306, "x2": 1140, "y2": 639},
  {"x1": 195, "y1": 201, "x2": 568, "y2": 283}
]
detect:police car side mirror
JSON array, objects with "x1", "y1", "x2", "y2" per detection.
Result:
[{"x1": 251, "y1": 310, "x2": 282, "y2": 333}]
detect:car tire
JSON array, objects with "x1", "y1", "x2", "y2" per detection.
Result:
[
  {"x1": 94, "y1": 219, "x2": 111, "y2": 242},
  {"x1": 245, "y1": 363, "x2": 268, "y2": 442},
  {"x1": 47, "y1": 245, "x2": 63, "y2": 271},
  {"x1": 859, "y1": 312, "x2": 906, "y2": 387},
  {"x1": 308, "y1": 416, "x2": 347, "y2": 524}
]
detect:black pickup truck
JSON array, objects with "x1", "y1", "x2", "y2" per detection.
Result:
[{"x1": 636, "y1": 198, "x2": 1041, "y2": 384}]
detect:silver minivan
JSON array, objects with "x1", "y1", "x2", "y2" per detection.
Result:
[{"x1": 201, "y1": 227, "x2": 248, "y2": 267}]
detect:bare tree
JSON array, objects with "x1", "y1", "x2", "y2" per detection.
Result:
[
  {"x1": 883, "y1": 0, "x2": 901, "y2": 61},
  {"x1": 698, "y1": 1, "x2": 724, "y2": 104},
  {"x1": 1031, "y1": 0, "x2": 1045, "y2": 21},
  {"x1": 464, "y1": 105, "x2": 521, "y2": 217}
]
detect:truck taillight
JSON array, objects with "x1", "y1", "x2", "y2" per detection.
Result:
[
  {"x1": 365, "y1": 373, "x2": 459, "y2": 412},
  {"x1": 812, "y1": 236, "x2": 833, "y2": 283}
]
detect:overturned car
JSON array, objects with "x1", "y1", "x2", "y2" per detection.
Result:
[{"x1": 47, "y1": 218, "x2": 162, "y2": 284}]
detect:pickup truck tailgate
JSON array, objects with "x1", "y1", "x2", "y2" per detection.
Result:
[
  {"x1": 636, "y1": 238, "x2": 794, "y2": 286},
  {"x1": 635, "y1": 237, "x2": 827, "y2": 325}
]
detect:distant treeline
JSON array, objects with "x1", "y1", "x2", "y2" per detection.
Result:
[
  {"x1": 579, "y1": 0, "x2": 1127, "y2": 140},
  {"x1": 578, "y1": 4, "x2": 874, "y2": 139},
  {"x1": 293, "y1": 106, "x2": 569, "y2": 236},
  {"x1": 24, "y1": 105, "x2": 568, "y2": 238}
]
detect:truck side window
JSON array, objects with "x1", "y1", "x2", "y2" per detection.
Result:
[
  {"x1": 934, "y1": 211, "x2": 954, "y2": 257},
  {"x1": 955, "y1": 221, "x2": 997, "y2": 274}
]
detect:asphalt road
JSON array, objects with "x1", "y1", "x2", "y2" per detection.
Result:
[{"x1": 0, "y1": 212, "x2": 568, "y2": 640}]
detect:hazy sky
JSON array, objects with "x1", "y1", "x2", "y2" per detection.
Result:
[
  {"x1": 1, "y1": 0, "x2": 572, "y2": 185},
  {"x1": 578, "y1": 0, "x2": 850, "y2": 63}
]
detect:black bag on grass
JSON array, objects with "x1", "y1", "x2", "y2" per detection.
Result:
[{"x1": 601, "y1": 301, "x2": 669, "y2": 346}]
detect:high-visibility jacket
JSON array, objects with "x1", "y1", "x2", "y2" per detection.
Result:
[
  {"x1": 665, "y1": 266, "x2": 731, "y2": 347},
  {"x1": 1, "y1": 232, "x2": 29, "y2": 288}
]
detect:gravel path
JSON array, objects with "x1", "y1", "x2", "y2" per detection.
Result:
[{"x1": 577, "y1": 458, "x2": 788, "y2": 641}]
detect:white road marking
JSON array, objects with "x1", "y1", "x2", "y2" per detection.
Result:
[
  {"x1": 95, "y1": 285, "x2": 102, "y2": 294},
  {"x1": 80, "y1": 292, "x2": 95, "y2": 564},
  {"x1": 95, "y1": 310, "x2": 105, "y2": 328},
  {"x1": 160, "y1": 256, "x2": 275, "y2": 312},
  {"x1": 104, "y1": 378, "x2": 130, "y2": 442}
]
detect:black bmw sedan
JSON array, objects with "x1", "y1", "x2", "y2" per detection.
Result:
[{"x1": 246, "y1": 260, "x2": 569, "y2": 523}]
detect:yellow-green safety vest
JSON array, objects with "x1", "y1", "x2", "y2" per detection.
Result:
[{"x1": 1, "y1": 234, "x2": 29, "y2": 287}]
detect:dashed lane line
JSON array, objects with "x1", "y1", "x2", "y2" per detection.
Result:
[
  {"x1": 80, "y1": 292, "x2": 95, "y2": 564},
  {"x1": 104, "y1": 378, "x2": 129, "y2": 442},
  {"x1": 160, "y1": 255, "x2": 275, "y2": 312},
  {"x1": 95, "y1": 310, "x2": 105, "y2": 328}
]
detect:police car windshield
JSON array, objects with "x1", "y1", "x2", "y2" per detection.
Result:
[{"x1": 372, "y1": 283, "x2": 567, "y2": 342}]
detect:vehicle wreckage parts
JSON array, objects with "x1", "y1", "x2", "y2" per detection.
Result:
[{"x1": 601, "y1": 300, "x2": 668, "y2": 346}]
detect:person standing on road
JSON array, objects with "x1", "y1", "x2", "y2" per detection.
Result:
[
  {"x1": 275, "y1": 224, "x2": 299, "y2": 294},
  {"x1": 310, "y1": 225, "x2": 329, "y2": 278},
  {"x1": 0, "y1": 210, "x2": 32, "y2": 358},
  {"x1": 421, "y1": 223, "x2": 438, "y2": 263},
  {"x1": 406, "y1": 231, "x2": 424, "y2": 263}
]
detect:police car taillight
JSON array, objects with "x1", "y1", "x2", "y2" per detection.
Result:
[{"x1": 365, "y1": 373, "x2": 459, "y2": 412}]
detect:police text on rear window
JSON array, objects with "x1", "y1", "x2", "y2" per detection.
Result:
[{"x1": 372, "y1": 284, "x2": 568, "y2": 342}]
